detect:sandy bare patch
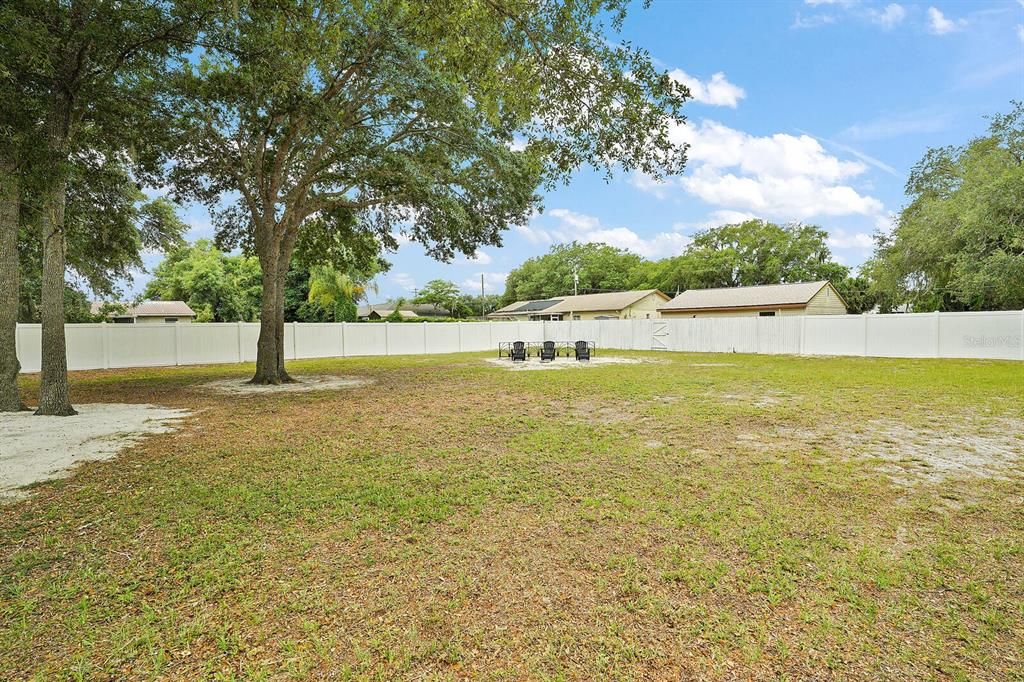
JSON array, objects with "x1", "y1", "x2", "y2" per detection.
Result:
[
  {"x1": 689, "y1": 362, "x2": 737, "y2": 367},
  {"x1": 859, "y1": 418, "x2": 1024, "y2": 486},
  {"x1": 720, "y1": 391, "x2": 797, "y2": 408},
  {"x1": 202, "y1": 374, "x2": 373, "y2": 394},
  {"x1": 0, "y1": 404, "x2": 190, "y2": 502},
  {"x1": 484, "y1": 356, "x2": 647, "y2": 371},
  {"x1": 735, "y1": 417, "x2": 1024, "y2": 486}
]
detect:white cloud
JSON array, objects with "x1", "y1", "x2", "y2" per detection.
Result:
[
  {"x1": 826, "y1": 229, "x2": 874, "y2": 250},
  {"x1": 927, "y1": 7, "x2": 966, "y2": 35},
  {"x1": 455, "y1": 249, "x2": 492, "y2": 265},
  {"x1": 668, "y1": 69, "x2": 746, "y2": 108},
  {"x1": 792, "y1": 12, "x2": 838, "y2": 29},
  {"x1": 522, "y1": 209, "x2": 690, "y2": 258},
  {"x1": 461, "y1": 272, "x2": 508, "y2": 294},
  {"x1": 547, "y1": 208, "x2": 601, "y2": 231},
  {"x1": 513, "y1": 223, "x2": 554, "y2": 246},
  {"x1": 841, "y1": 109, "x2": 951, "y2": 140},
  {"x1": 673, "y1": 210, "x2": 760, "y2": 233},
  {"x1": 639, "y1": 119, "x2": 884, "y2": 221},
  {"x1": 391, "y1": 272, "x2": 416, "y2": 292},
  {"x1": 796, "y1": 128, "x2": 900, "y2": 177},
  {"x1": 628, "y1": 171, "x2": 670, "y2": 199},
  {"x1": 868, "y1": 3, "x2": 906, "y2": 29},
  {"x1": 390, "y1": 231, "x2": 413, "y2": 249}
]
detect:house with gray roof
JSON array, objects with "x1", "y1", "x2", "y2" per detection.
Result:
[
  {"x1": 489, "y1": 289, "x2": 669, "y2": 321},
  {"x1": 91, "y1": 301, "x2": 197, "y2": 324},
  {"x1": 356, "y1": 303, "x2": 450, "y2": 320},
  {"x1": 658, "y1": 281, "x2": 848, "y2": 318}
]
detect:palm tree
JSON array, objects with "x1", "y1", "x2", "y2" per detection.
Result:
[{"x1": 307, "y1": 263, "x2": 377, "y2": 322}]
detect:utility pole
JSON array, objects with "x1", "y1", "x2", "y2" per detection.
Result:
[
  {"x1": 480, "y1": 273, "x2": 485, "y2": 318},
  {"x1": 573, "y1": 266, "x2": 579, "y2": 297}
]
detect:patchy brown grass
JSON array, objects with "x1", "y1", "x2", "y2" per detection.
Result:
[{"x1": 2, "y1": 352, "x2": 1023, "y2": 680}]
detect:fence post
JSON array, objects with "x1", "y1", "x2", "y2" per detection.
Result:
[
  {"x1": 862, "y1": 314, "x2": 869, "y2": 357},
  {"x1": 384, "y1": 321, "x2": 390, "y2": 356},
  {"x1": 174, "y1": 322, "x2": 182, "y2": 366},
  {"x1": 423, "y1": 320, "x2": 428, "y2": 353},
  {"x1": 458, "y1": 321, "x2": 463, "y2": 352},
  {"x1": 102, "y1": 322, "x2": 111, "y2": 369},
  {"x1": 1019, "y1": 309, "x2": 1024, "y2": 361},
  {"x1": 340, "y1": 321, "x2": 346, "y2": 358},
  {"x1": 292, "y1": 321, "x2": 299, "y2": 359},
  {"x1": 934, "y1": 311, "x2": 941, "y2": 358},
  {"x1": 799, "y1": 315, "x2": 806, "y2": 356},
  {"x1": 236, "y1": 321, "x2": 244, "y2": 363}
]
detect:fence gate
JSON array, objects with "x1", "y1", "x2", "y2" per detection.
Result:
[{"x1": 651, "y1": 320, "x2": 670, "y2": 350}]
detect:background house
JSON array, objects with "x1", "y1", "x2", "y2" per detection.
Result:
[
  {"x1": 658, "y1": 281, "x2": 848, "y2": 318},
  {"x1": 490, "y1": 290, "x2": 669, "y2": 321},
  {"x1": 91, "y1": 301, "x2": 196, "y2": 324},
  {"x1": 357, "y1": 303, "x2": 450, "y2": 320}
]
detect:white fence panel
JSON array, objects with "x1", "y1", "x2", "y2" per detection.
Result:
[
  {"x1": 458, "y1": 322, "x2": 493, "y2": 352},
  {"x1": 936, "y1": 311, "x2": 1022, "y2": 360},
  {"x1": 517, "y1": 322, "x2": 544, "y2": 343},
  {"x1": 294, "y1": 323, "x2": 344, "y2": 359},
  {"x1": 344, "y1": 323, "x2": 387, "y2": 356},
  {"x1": 632, "y1": 319, "x2": 653, "y2": 350},
  {"x1": 239, "y1": 323, "x2": 261, "y2": 362},
  {"x1": 179, "y1": 323, "x2": 241, "y2": 365},
  {"x1": 106, "y1": 325, "x2": 176, "y2": 369},
  {"x1": 670, "y1": 318, "x2": 757, "y2": 353},
  {"x1": 425, "y1": 323, "x2": 461, "y2": 354},
  {"x1": 803, "y1": 315, "x2": 865, "y2": 356},
  {"x1": 15, "y1": 325, "x2": 42, "y2": 373},
  {"x1": 61, "y1": 324, "x2": 104, "y2": 370},
  {"x1": 599, "y1": 320, "x2": 635, "y2": 350},
  {"x1": 385, "y1": 323, "x2": 425, "y2": 356},
  {"x1": 755, "y1": 317, "x2": 802, "y2": 355},
  {"x1": 866, "y1": 314, "x2": 937, "y2": 358},
  {"x1": 14, "y1": 310, "x2": 1024, "y2": 374}
]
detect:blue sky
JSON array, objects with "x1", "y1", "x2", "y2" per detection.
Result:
[{"x1": 135, "y1": 0, "x2": 1024, "y2": 302}]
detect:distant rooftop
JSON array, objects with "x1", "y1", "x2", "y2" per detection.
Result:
[
  {"x1": 91, "y1": 300, "x2": 196, "y2": 318},
  {"x1": 490, "y1": 290, "x2": 668, "y2": 317},
  {"x1": 659, "y1": 281, "x2": 831, "y2": 311}
]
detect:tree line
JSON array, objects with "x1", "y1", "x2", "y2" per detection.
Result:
[{"x1": 1, "y1": 0, "x2": 689, "y2": 414}]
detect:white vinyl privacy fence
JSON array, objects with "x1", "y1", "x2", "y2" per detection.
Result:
[{"x1": 13, "y1": 310, "x2": 1024, "y2": 373}]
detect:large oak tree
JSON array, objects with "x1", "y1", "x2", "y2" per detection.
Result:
[
  {"x1": 2, "y1": 0, "x2": 205, "y2": 415},
  {"x1": 865, "y1": 102, "x2": 1024, "y2": 312},
  {"x1": 171, "y1": 0, "x2": 689, "y2": 384}
]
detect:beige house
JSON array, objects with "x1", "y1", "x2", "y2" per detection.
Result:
[
  {"x1": 659, "y1": 281, "x2": 848, "y2": 318},
  {"x1": 92, "y1": 301, "x2": 196, "y2": 324},
  {"x1": 489, "y1": 289, "x2": 670, "y2": 321}
]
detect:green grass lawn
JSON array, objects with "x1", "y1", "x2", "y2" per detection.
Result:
[{"x1": 2, "y1": 352, "x2": 1023, "y2": 680}]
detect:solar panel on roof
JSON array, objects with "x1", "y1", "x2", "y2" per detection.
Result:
[{"x1": 513, "y1": 299, "x2": 561, "y2": 312}]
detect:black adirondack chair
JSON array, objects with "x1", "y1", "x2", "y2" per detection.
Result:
[
  {"x1": 540, "y1": 340, "x2": 556, "y2": 362},
  {"x1": 511, "y1": 341, "x2": 527, "y2": 362},
  {"x1": 574, "y1": 340, "x2": 591, "y2": 361}
]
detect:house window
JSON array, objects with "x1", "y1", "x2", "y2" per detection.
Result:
[
  {"x1": 164, "y1": 317, "x2": 178, "y2": 323},
  {"x1": 758, "y1": 311, "x2": 776, "y2": 317}
]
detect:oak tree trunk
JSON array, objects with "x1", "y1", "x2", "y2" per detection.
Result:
[
  {"x1": 36, "y1": 174, "x2": 76, "y2": 416},
  {"x1": 250, "y1": 222, "x2": 298, "y2": 385},
  {"x1": 0, "y1": 161, "x2": 26, "y2": 412}
]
